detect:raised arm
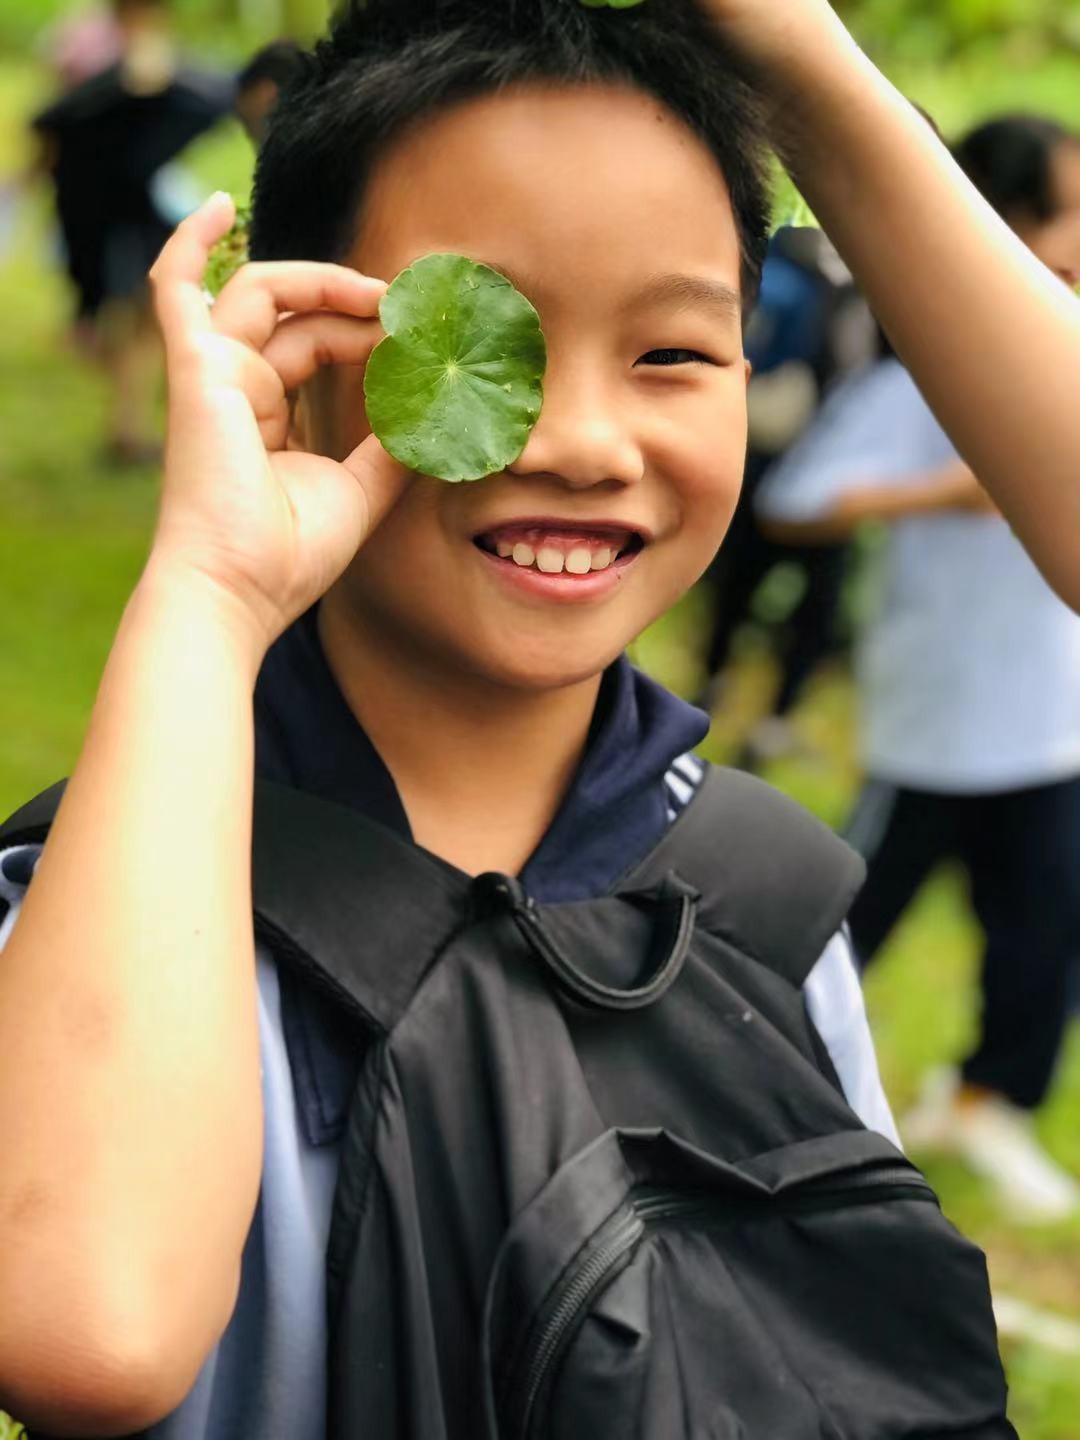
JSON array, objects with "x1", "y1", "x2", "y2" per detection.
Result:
[
  {"x1": 703, "y1": 0, "x2": 1080, "y2": 609},
  {"x1": 0, "y1": 196, "x2": 405, "y2": 1434}
]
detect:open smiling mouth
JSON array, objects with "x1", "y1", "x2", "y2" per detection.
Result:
[{"x1": 473, "y1": 524, "x2": 646, "y2": 577}]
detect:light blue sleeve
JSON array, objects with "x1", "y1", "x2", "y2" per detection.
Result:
[
  {"x1": 0, "y1": 847, "x2": 334, "y2": 1440},
  {"x1": 755, "y1": 358, "x2": 958, "y2": 524},
  {"x1": 804, "y1": 929, "x2": 901, "y2": 1146}
]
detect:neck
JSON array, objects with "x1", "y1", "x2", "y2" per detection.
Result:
[{"x1": 317, "y1": 600, "x2": 603, "y2": 876}]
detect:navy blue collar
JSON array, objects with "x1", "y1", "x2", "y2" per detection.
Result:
[
  {"x1": 254, "y1": 608, "x2": 708, "y2": 903},
  {"x1": 254, "y1": 609, "x2": 709, "y2": 1147}
]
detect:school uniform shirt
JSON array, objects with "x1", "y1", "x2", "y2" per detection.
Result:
[
  {"x1": 756, "y1": 358, "x2": 1080, "y2": 795},
  {"x1": 0, "y1": 609, "x2": 896, "y2": 1440}
]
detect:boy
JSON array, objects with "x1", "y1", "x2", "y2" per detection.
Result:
[{"x1": 0, "y1": 0, "x2": 1066, "y2": 1432}]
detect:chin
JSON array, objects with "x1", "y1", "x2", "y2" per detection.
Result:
[{"x1": 461, "y1": 637, "x2": 625, "y2": 694}]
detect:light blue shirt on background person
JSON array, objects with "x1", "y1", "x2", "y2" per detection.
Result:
[{"x1": 756, "y1": 357, "x2": 1080, "y2": 795}]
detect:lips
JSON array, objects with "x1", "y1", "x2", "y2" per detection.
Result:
[{"x1": 474, "y1": 521, "x2": 645, "y2": 576}]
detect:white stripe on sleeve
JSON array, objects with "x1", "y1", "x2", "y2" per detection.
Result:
[{"x1": 804, "y1": 929, "x2": 900, "y2": 1146}]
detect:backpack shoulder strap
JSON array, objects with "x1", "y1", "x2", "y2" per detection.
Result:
[
  {"x1": 0, "y1": 780, "x2": 472, "y2": 1036},
  {"x1": 620, "y1": 765, "x2": 864, "y2": 988}
]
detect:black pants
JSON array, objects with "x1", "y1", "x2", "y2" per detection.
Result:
[{"x1": 845, "y1": 775, "x2": 1080, "y2": 1110}]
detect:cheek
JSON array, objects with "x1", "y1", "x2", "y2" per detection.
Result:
[
  {"x1": 661, "y1": 382, "x2": 747, "y2": 541},
  {"x1": 339, "y1": 477, "x2": 455, "y2": 607}
]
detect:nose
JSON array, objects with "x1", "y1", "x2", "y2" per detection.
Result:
[{"x1": 508, "y1": 358, "x2": 645, "y2": 491}]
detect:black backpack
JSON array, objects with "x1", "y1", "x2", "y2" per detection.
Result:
[{"x1": 1, "y1": 768, "x2": 1016, "y2": 1440}]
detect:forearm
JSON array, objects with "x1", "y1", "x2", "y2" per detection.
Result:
[
  {"x1": 752, "y1": 14, "x2": 1080, "y2": 605},
  {"x1": 0, "y1": 561, "x2": 266, "y2": 1432},
  {"x1": 760, "y1": 467, "x2": 983, "y2": 543}
]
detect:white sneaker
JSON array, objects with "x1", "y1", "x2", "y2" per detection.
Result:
[
  {"x1": 900, "y1": 1070, "x2": 1080, "y2": 1223},
  {"x1": 899, "y1": 1068, "x2": 964, "y2": 1149}
]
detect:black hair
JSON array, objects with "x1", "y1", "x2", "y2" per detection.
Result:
[
  {"x1": 249, "y1": 0, "x2": 771, "y2": 299},
  {"x1": 237, "y1": 39, "x2": 305, "y2": 95},
  {"x1": 953, "y1": 115, "x2": 1069, "y2": 225}
]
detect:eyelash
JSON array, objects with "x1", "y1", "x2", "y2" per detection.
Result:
[{"x1": 636, "y1": 348, "x2": 715, "y2": 367}]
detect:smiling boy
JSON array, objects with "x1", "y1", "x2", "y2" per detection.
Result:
[{"x1": 0, "y1": 0, "x2": 1052, "y2": 1435}]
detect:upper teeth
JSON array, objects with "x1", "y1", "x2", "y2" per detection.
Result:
[{"x1": 496, "y1": 541, "x2": 617, "y2": 574}]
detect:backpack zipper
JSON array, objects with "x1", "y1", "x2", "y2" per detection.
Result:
[
  {"x1": 504, "y1": 1165, "x2": 936, "y2": 1439},
  {"x1": 509, "y1": 1207, "x2": 645, "y2": 1439}
]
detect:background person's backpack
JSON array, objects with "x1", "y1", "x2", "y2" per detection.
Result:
[{"x1": 1, "y1": 767, "x2": 1016, "y2": 1440}]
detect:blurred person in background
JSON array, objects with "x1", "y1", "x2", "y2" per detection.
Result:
[
  {"x1": 235, "y1": 39, "x2": 304, "y2": 148},
  {"x1": 30, "y1": 0, "x2": 233, "y2": 466},
  {"x1": 38, "y1": 3, "x2": 124, "y2": 91},
  {"x1": 696, "y1": 224, "x2": 876, "y2": 760},
  {"x1": 756, "y1": 114, "x2": 1080, "y2": 1223}
]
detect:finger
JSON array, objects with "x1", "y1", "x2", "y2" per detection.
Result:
[
  {"x1": 259, "y1": 312, "x2": 383, "y2": 392},
  {"x1": 150, "y1": 191, "x2": 236, "y2": 342},
  {"x1": 340, "y1": 434, "x2": 412, "y2": 540},
  {"x1": 270, "y1": 444, "x2": 411, "y2": 587},
  {"x1": 211, "y1": 262, "x2": 386, "y2": 352}
]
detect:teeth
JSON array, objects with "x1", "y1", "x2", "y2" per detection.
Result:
[
  {"x1": 536, "y1": 546, "x2": 566, "y2": 575},
  {"x1": 493, "y1": 538, "x2": 626, "y2": 573}
]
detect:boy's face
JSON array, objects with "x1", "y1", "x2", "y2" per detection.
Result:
[{"x1": 308, "y1": 84, "x2": 749, "y2": 692}]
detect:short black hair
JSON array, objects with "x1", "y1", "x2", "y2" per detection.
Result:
[
  {"x1": 237, "y1": 39, "x2": 305, "y2": 95},
  {"x1": 953, "y1": 115, "x2": 1070, "y2": 225},
  {"x1": 250, "y1": 0, "x2": 771, "y2": 300}
]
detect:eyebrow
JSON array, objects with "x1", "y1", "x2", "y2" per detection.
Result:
[
  {"x1": 481, "y1": 262, "x2": 741, "y2": 327},
  {"x1": 627, "y1": 273, "x2": 742, "y2": 325}
]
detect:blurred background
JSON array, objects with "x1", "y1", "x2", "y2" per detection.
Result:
[{"x1": 0, "y1": 1, "x2": 1079, "y2": 1435}]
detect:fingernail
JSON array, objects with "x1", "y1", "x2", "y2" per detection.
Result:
[{"x1": 208, "y1": 190, "x2": 232, "y2": 208}]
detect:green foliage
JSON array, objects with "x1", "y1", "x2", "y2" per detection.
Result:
[
  {"x1": 836, "y1": 0, "x2": 1076, "y2": 63},
  {"x1": 365, "y1": 253, "x2": 546, "y2": 483},
  {"x1": 204, "y1": 202, "x2": 250, "y2": 297},
  {"x1": 0, "y1": 0, "x2": 332, "y2": 59},
  {"x1": 2, "y1": 0, "x2": 1075, "y2": 68}
]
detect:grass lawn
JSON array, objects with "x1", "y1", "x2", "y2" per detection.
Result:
[{"x1": 2, "y1": 45, "x2": 1079, "y2": 1440}]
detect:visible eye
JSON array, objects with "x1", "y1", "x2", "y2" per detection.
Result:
[{"x1": 635, "y1": 348, "x2": 715, "y2": 367}]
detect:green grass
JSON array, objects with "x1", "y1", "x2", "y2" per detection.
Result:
[{"x1": 2, "y1": 46, "x2": 1079, "y2": 1440}]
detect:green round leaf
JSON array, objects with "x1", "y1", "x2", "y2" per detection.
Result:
[{"x1": 364, "y1": 253, "x2": 546, "y2": 483}]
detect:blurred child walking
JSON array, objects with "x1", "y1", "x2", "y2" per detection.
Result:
[{"x1": 758, "y1": 115, "x2": 1080, "y2": 1221}]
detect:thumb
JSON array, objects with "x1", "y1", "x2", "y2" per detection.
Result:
[{"x1": 342, "y1": 434, "x2": 412, "y2": 544}]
